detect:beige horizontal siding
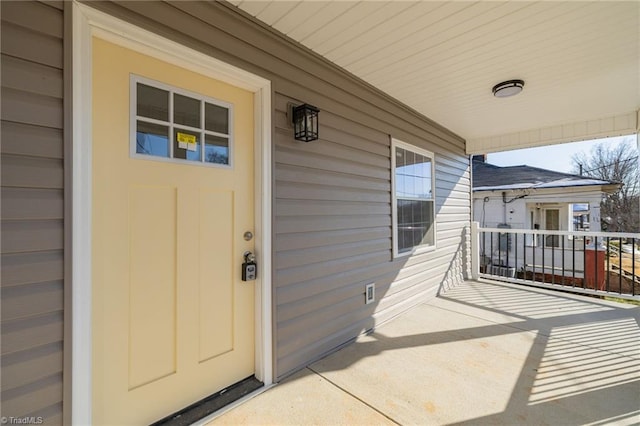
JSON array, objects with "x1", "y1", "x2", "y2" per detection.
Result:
[{"x1": 1, "y1": 1, "x2": 65, "y2": 422}]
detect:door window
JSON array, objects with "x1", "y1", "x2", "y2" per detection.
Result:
[{"x1": 132, "y1": 76, "x2": 233, "y2": 166}]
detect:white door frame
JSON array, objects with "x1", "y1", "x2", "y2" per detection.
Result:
[{"x1": 71, "y1": 2, "x2": 273, "y2": 424}]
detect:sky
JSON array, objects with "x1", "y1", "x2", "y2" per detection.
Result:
[{"x1": 486, "y1": 134, "x2": 638, "y2": 174}]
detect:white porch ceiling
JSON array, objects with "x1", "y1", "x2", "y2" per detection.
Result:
[{"x1": 231, "y1": 1, "x2": 640, "y2": 154}]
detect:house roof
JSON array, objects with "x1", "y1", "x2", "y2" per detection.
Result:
[
  {"x1": 472, "y1": 159, "x2": 620, "y2": 192},
  {"x1": 232, "y1": 1, "x2": 640, "y2": 154}
]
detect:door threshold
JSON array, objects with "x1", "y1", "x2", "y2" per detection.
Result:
[
  {"x1": 151, "y1": 376, "x2": 264, "y2": 426},
  {"x1": 190, "y1": 383, "x2": 275, "y2": 426}
]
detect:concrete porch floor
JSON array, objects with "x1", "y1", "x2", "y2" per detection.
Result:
[{"x1": 207, "y1": 280, "x2": 640, "y2": 425}]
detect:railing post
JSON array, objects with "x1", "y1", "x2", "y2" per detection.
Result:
[{"x1": 472, "y1": 221, "x2": 480, "y2": 280}]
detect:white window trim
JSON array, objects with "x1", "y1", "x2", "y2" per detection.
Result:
[
  {"x1": 72, "y1": 3, "x2": 273, "y2": 424},
  {"x1": 130, "y1": 75, "x2": 235, "y2": 167},
  {"x1": 391, "y1": 138, "x2": 437, "y2": 259}
]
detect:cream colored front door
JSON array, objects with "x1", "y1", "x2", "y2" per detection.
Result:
[{"x1": 92, "y1": 38, "x2": 256, "y2": 425}]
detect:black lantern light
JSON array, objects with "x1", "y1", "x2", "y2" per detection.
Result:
[{"x1": 292, "y1": 103, "x2": 319, "y2": 142}]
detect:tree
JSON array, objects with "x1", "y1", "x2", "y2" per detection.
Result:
[{"x1": 571, "y1": 138, "x2": 639, "y2": 232}]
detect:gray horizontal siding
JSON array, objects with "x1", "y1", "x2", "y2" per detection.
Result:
[
  {"x1": 2, "y1": 87, "x2": 63, "y2": 129},
  {"x1": 1, "y1": 342, "x2": 63, "y2": 391},
  {"x1": 2, "y1": 55, "x2": 64, "y2": 99},
  {"x1": 275, "y1": 227, "x2": 390, "y2": 252},
  {"x1": 2, "y1": 252, "x2": 64, "y2": 288},
  {"x1": 1, "y1": 21, "x2": 63, "y2": 69},
  {"x1": 274, "y1": 91, "x2": 470, "y2": 375},
  {"x1": 1, "y1": 1, "x2": 65, "y2": 422},
  {"x1": 77, "y1": 0, "x2": 472, "y2": 382},
  {"x1": 2, "y1": 156, "x2": 64, "y2": 189},
  {"x1": 1, "y1": 188, "x2": 64, "y2": 220},
  {"x1": 1, "y1": 122, "x2": 64, "y2": 159}
]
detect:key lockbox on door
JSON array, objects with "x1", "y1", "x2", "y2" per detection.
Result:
[{"x1": 242, "y1": 252, "x2": 257, "y2": 281}]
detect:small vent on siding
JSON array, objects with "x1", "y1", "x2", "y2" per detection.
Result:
[{"x1": 365, "y1": 283, "x2": 375, "y2": 304}]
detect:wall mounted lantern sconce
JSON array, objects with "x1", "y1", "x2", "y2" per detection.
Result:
[{"x1": 292, "y1": 103, "x2": 319, "y2": 142}]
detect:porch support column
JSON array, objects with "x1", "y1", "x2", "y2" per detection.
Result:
[
  {"x1": 471, "y1": 221, "x2": 480, "y2": 280},
  {"x1": 636, "y1": 109, "x2": 639, "y2": 176}
]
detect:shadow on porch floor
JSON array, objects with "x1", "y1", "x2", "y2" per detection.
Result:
[{"x1": 207, "y1": 280, "x2": 640, "y2": 425}]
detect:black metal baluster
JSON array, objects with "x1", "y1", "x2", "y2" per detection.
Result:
[
  {"x1": 561, "y1": 235, "x2": 565, "y2": 286},
  {"x1": 533, "y1": 232, "x2": 536, "y2": 283},
  {"x1": 551, "y1": 233, "x2": 555, "y2": 285},
  {"x1": 618, "y1": 237, "x2": 622, "y2": 294},
  {"x1": 498, "y1": 230, "x2": 502, "y2": 275},
  {"x1": 606, "y1": 236, "x2": 610, "y2": 293},
  {"x1": 594, "y1": 236, "x2": 599, "y2": 291},
  {"x1": 482, "y1": 230, "x2": 486, "y2": 275},
  {"x1": 542, "y1": 232, "x2": 546, "y2": 284},
  {"x1": 515, "y1": 233, "x2": 518, "y2": 280},
  {"x1": 582, "y1": 237, "x2": 587, "y2": 289},
  {"x1": 506, "y1": 231, "x2": 510, "y2": 277},
  {"x1": 524, "y1": 232, "x2": 527, "y2": 282},
  {"x1": 572, "y1": 236, "x2": 576, "y2": 288},
  {"x1": 633, "y1": 237, "x2": 637, "y2": 296},
  {"x1": 490, "y1": 231, "x2": 494, "y2": 276}
]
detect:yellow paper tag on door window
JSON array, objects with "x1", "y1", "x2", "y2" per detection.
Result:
[
  {"x1": 177, "y1": 132, "x2": 196, "y2": 144},
  {"x1": 177, "y1": 132, "x2": 197, "y2": 152}
]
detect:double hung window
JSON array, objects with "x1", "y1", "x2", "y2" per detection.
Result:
[{"x1": 392, "y1": 139, "x2": 436, "y2": 257}]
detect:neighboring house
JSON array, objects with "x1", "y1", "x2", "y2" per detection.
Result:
[
  {"x1": 472, "y1": 156, "x2": 620, "y2": 275},
  {"x1": 473, "y1": 156, "x2": 620, "y2": 233},
  {"x1": 1, "y1": 2, "x2": 470, "y2": 424}
]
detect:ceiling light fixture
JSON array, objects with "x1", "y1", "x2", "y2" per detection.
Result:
[{"x1": 492, "y1": 79, "x2": 525, "y2": 98}]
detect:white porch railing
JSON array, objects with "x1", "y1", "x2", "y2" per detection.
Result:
[{"x1": 471, "y1": 222, "x2": 640, "y2": 301}]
